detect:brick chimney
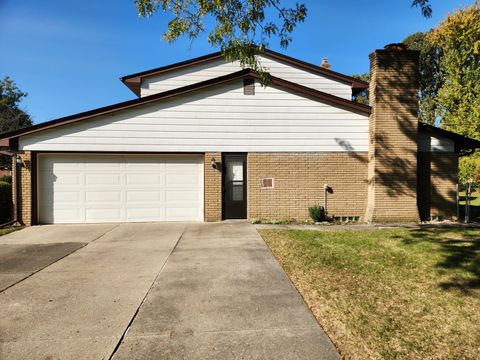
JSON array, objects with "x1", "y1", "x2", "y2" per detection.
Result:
[
  {"x1": 320, "y1": 58, "x2": 331, "y2": 69},
  {"x1": 364, "y1": 44, "x2": 420, "y2": 223}
]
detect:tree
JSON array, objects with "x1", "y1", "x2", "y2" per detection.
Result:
[
  {"x1": 352, "y1": 32, "x2": 443, "y2": 126},
  {"x1": 403, "y1": 32, "x2": 443, "y2": 125},
  {"x1": 352, "y1": 73, "x2": 369, "y2": 105},
  {"x1": 0, "y1": 76, "x2": 32, "y2": 134},
  {"x1": 427, "y1": 3, "x2": 480, "y2": 139},
  {"x1": 427, "y1": 3, "x2": 480, "y2": 185},
  {"x1": 0, "y1": 76, "x2": 32, "y2": 168},
  {"x1": 134, "y1": 1, "x2": 433, "y2": 79}
]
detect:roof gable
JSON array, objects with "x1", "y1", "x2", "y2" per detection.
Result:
[{"x1": 120, "y1": 49, "x2": 368, "y2": 97}]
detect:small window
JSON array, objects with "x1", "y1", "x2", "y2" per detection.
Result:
[
  {"x1": 261, "y1": 178, "x2": 274, "y2": 188},
  {"x1": 244, "y1": 78, "x2": 255, "y2": 95}
]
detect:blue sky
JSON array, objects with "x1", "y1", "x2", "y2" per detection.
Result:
[{"x1": 0, "y1": 0, "x2": 474, "y2": 124}]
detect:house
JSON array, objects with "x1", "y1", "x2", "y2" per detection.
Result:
[
  {"x1": 0, "y1": 169, "x2": 11, "y2": 178},
  {"x1": 1, "y1": 44, "x2": 479, "y2": 225}
]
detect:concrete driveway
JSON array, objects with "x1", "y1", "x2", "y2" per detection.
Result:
[{"x1": 0, "y1": 222, "x2": 339, "y2": 360}]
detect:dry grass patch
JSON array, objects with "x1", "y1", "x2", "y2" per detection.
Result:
[
  {"x1": 0, "y1": 226, "x2": 22, "y2": 237},
  {"x1": 259, "y1": 228, "x2": 480, "y2": 359}
]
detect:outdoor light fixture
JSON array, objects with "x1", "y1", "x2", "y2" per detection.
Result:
[
  {"x1": 15, "y1": 155, "x2": 26, "y2": 168},
  {"x1": 211, "y1": 157, "x2": 218, "y2": 170}
]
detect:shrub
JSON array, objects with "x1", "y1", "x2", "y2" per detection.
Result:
[
  {"x1": 0, "y1": 175, "x2": 12, "y2": 183},
  {"x1": 308, "y1": 205, "x2": 328, "y2": 223},
  {"x1": 0, "y1": 181, "x2": 13, "y2": 223}
]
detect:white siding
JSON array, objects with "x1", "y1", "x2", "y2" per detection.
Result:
[
  {"x1": 418, "y1": 131, "x2": 455, "y2": 152},
  {"x1": 141, "y1": 55, "x2": 352, "y2": 99},
  {"x1": 19, "y1": 80, "x2": 369, "y2": 152}
]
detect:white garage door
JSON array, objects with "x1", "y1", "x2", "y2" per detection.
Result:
[{"x1": 38, "y1": 154, "x2": 204, "y2": 224}]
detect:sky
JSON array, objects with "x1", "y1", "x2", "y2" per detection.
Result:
[{"x1": 0, "y1": 0, "x2": 475, "y2": 124}]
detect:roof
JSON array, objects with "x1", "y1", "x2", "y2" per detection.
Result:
[
  {"x1": 0, "y1": 69, "x2": 372, "y2": 148},
  {"x1": 120, "y1": 48, "x2": 369, "y2": 97},
  {"x1": 419, "y1": 122, "x2": 480, "y2": 152}
]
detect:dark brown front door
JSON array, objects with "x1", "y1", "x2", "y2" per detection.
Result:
[{"x1": 223, "y1": 154, "x2": 247, "y2": 219}]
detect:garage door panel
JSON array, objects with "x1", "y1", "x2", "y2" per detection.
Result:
[
  {"x1": 85, "y1": 208, "x2": 122, "y2": 222},
  {"x1": 47, "y1": 174, "x2": 81, "y2": 186},
  {"x1": 126, "y1": 208, "x2": 163, "y2": 222},
  {"x1": 126, "y1": 159, "x2": 165, "y2": 169},
  {"x1": 38, "y1": 154, "x2": 204, "y2": 224},
  {"x1": 84, "y1": 161, "x2": 123, "y2": 170},
  {"x1": 126, "y1": 174, "x2": 163, "y2": 185},
  {"x1": 85, "y1": 174, "x2": 121, "y2": 185},
  {"x1": 165, "y1": 174, "x2": 200, "y2": 186},
  {"x1": 165, "y1": 190, "x2": 200, "y2": 202},
  {"x1": 53, "y1": 191, "x2": 81, "y2": 203},
  {"x1": 41, "y1": 159, "x2": 82, "y2": 171},
  {"x1": 85, "y1": 191, "x2": 121, "y2": 203},
  {"x1": 166, "y1": 207, "x2": 201, "y2": 220},
  {"x1": 40, "y1": 207, "x2": 81, "y2": 223},
  {"x1": 126, "y1": 191, "x2": 163, "y2": 203}
]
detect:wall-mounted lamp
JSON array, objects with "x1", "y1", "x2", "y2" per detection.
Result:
[
  {"x1": 15, "y1": 155, "x2": 26, "y2": 168},
  {"x1": 211, "y1": 157, "x2": 219, "y2": 170}
]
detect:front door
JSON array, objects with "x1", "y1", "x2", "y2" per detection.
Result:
[{"x1": 223, "y1": 154, "x2": 247, "y2": 219}]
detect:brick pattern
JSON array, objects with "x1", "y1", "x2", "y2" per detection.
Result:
[
  {"x1": 247, "y1": 152, "x2": 368, "y2": 222},
  {"x1": 204, "y1": 152, "x2": 222, "y2": 221},
  {"x1": 365, "y1": 49, "x2": 421, "y2": 223},
  {"x1": 418, "y1": 152, "x2": 458, "y2": 220},
  {"x1": 18, "y1": 151, "x2": 32, "y2": 226}
]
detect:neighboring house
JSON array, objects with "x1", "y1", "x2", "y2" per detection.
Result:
[
  {"x1": 0, "y1": 169, "x2": 11, "y2": 178},
  {"x1": 1, "y1": 45, "x2": 479, "y2": 225}
]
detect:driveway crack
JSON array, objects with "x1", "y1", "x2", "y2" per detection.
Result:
[{"x1": 107, "y1": 225, "x2": 186, "y2": 360}]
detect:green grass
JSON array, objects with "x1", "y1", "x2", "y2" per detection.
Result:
[
  {"x1": 0, "y1": 226, "x2": 22, "y2": 237},
  {"x1": 459, "y1": 190, "x2": 480, "y2": 206},
  {"x1": 259, "y1": 228, "x2": 480, "y2": 359}
]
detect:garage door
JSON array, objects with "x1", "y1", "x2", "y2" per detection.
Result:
[{"x1": 38, "y1": 154, "x2": 204, "y2": 224}]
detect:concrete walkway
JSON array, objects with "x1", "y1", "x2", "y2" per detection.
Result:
[
  {"x1": 0, "y1": 222, "x2": 339, "y2": 360},
  {"x1": 256, "y1": 221, "x2": 480, "y2": 232}
]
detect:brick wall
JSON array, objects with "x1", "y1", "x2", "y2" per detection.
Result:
[
  {"x1": 18, "y1": 151, "x2": 32, "y2": 226},
  {"x1": 418, "y1": 152, "x2": 458, "y2": 220},
  {"x1": 365, "y1": 48, "x2": 420, "y2": 223},
  {"x1": 247, "y1": 152, "x2": 368, "y2": 221},
  {"x1": 204, "y1": 152, "x2": 222, "y2": 221}
]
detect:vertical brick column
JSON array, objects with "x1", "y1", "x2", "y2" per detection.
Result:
[
  {"x1": 365, "y1": 46, "x2": 420, "y2": 223},
  {"x1": 204, "y1": 152, "x2": 222, "y2": 221},
  {"x1": 18, "y1": 151, "x2": 32, "y2": 226}
]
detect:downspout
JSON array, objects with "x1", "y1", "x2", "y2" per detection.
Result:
[
  {"x1": 323, "y1": 184, "x2": 333, "y2": 216},
  {"x1": 0, "y1": 150, "x2": 19, "y2": 228}
]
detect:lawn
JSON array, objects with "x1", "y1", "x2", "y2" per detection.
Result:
[
  {"x1": 459, "y1": 191, "x2": 480, "y2": 206},
  {"x1": 259, "y1": 228, "x2": 480, "y2": 359}
]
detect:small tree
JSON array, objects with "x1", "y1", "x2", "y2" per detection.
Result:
[{"x1": 0, "y1": 76, "x2": 33, "y2": 169}]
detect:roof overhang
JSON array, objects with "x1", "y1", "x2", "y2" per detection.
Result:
[
  {"x1": 120, "y1": 48, "x2": 369, "y2": 97},
  {"x1": 419, "y1": 122, "x2": 480, "y2": 153},
  {"x1": 0, "y1": 69, "x2": 371, "y2": 149}
]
